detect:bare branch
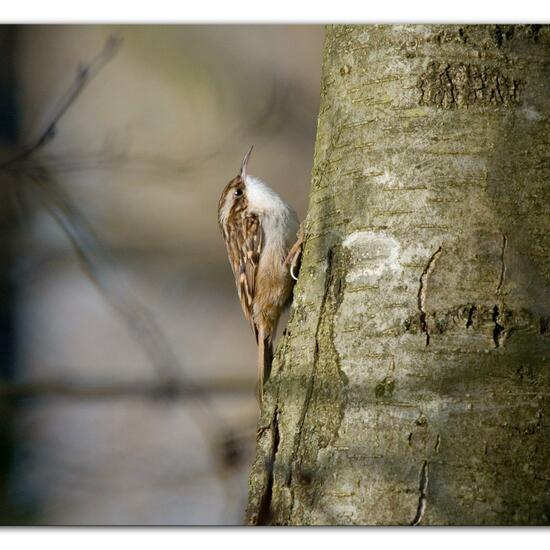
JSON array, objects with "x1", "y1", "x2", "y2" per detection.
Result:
[
  {"x1": 0, "y1": 35, "x2": 121, "y2": 170},
  {"x1": 29, "y1": 177, "x2": 227, "y2": 414},
  {"x1": 0, "y1": 377, "x2": 252, "y2": 401},
  {"x1": 2, "y1": 35, "x2": 256, "y2": 456}
]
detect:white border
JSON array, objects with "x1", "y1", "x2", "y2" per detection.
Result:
[
  {"x1": 1, "y1": 528, "x2": 548, "y2": 550},
  {"x1": 2, "y1": 0, "x2": 550, "y2": 23},
  {"x1": 2, "y1": 4, "x2": 550, "y2": 545}
]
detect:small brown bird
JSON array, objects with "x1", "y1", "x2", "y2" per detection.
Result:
[{"x1": 218, "y1": 146, "x2": 301, "y2": 402}]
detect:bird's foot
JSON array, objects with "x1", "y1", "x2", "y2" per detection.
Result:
[{"x1": 284, "y1": 222, "x2": 304, "y2": 281}]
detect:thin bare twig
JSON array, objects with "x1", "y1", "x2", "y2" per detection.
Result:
[
  {"x1": 5, "y1": 73, "x2": 292, "y2": 183},
  {"x1": 30, "y1": 174, "x2": 232, "y2": 429},
  {"x1": 0, "y1": 35, "x2": 122, "y2": 171},
  {"x1": 0, "y1": 377, "x2": 252, "y2": 400},
  {"x1": 2, "y1": 36, "x2": 258, "y2": 481},
  {"x1": 2, "y1": 36, "x2": 234, "y2": 438}
]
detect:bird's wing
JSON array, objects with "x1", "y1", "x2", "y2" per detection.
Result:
[{"x1": 227, "y1": 213, "x2": 263, "y2": 340}]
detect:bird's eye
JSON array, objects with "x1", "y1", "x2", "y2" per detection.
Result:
[{"x1": 234, "y1": 189, "x2": 243, "y2": 197}]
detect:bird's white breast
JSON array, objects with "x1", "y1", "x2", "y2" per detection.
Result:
[{"x1": 245, "y1": 175, "x2": 299, "y2": 254}]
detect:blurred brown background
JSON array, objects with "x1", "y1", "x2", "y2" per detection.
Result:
[{"x1": 0, "y1": 24, "x2": 323, "y2": 524}]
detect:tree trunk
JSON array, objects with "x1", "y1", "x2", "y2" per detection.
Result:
[{"x1": 246, "y1": 24, "x2": 550, "y2": 526}]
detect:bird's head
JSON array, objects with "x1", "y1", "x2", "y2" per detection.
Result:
[{"x1": 217, "y1": 145, "x2": 253, "y2": 229}]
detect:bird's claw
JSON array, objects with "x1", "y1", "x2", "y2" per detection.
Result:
[{"x1": 284, "y1": 223, "x2": 304, "y2": 281}]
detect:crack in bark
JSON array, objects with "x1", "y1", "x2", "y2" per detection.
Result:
[
  {"x1": 411, "y1": 460, "x2": 429, "y2": 526},
  {"x1": 248, "y1": 332, "x2": 292, "y2": 526},
  {"x1": 287, "y1": 366, "x2": 316, "y2": 490},
  {"x1": 406, "y1": 303, "x2": 543, "y2": 347},
  {"x1": 492, "y1": 305, "x2": 505, "y2": 348},
  {"x1": 492, "y1": 235, "x2": 508, "y2": 348},
  {"x1": 496, "y1": 234, "x2": 507, "y2": 296},
  {"x1": 418, "y1": 62, "x2": 522, "y2": 108},
  {"x1": 466, "y1": 304, "x2": 477, "y2": 328},
  {"x1": 418, "y1": 246, "x2": 443, "y2": 346},
  {"x1": 494, "y1": 25, "x2": 504, "y2": 47},
  {"x1": 256, "y1": 406, "x2": 281, "y2": 525},
  {"x1": 284, "y1": 247, "x2": 336, "y2": 520}
]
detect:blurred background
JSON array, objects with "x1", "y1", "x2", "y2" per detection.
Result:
[{"x1": 0, "y1": 24, "x2": 323, "y2": 524}]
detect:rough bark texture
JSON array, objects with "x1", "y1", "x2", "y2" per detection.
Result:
[{"x1": 246, "y1": 25, "x2": 550, "y2": 526}]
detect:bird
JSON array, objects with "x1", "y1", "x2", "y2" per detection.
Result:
[{"x1": 218, "y1": 146, "x2": 302, "y2": 402}]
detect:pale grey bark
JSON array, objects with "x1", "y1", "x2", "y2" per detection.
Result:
[{"x1": 246, "y1": 25, "x2": 550, "y2": 526}]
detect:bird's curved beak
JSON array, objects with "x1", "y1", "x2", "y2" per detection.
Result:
[{"x1": 239, "y1": 145, "x2": 254, "y2": 182}]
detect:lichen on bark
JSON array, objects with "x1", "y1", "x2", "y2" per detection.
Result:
[{"x1": 246, "y1": 24, "x2": 550, "y2": 526}]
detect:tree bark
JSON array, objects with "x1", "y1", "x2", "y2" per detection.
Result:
[{"x1": 246, "y1": 24, "x2": 550, "y2": 526}]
